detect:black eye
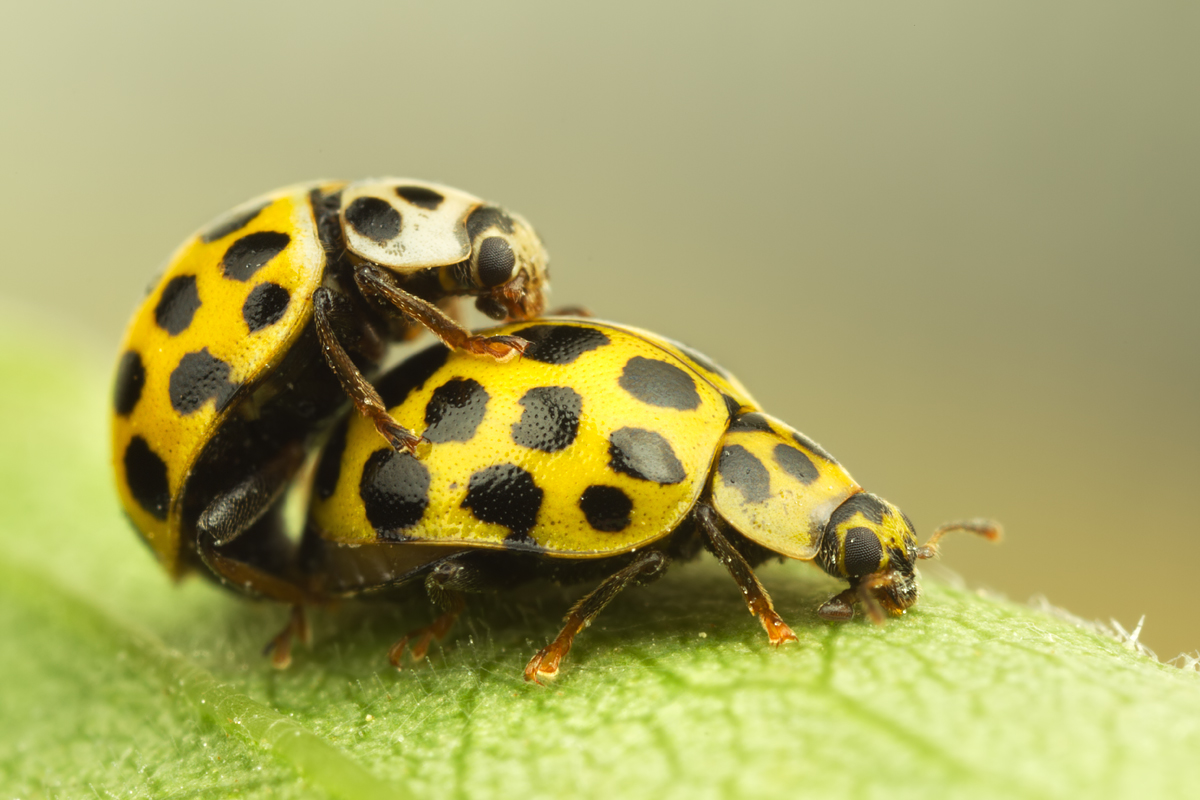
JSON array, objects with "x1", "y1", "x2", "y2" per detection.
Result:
[
  {"x1": 843, "y1": 527, "x2": 883, "y2": 578},
  {"x1": 477, "y1": 236, "x2": 516, "y2": 288}
]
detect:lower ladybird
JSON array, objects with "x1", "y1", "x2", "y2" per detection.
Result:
[{"x1": 294, "y1": 317, "x2": 1000, "y2": 681}]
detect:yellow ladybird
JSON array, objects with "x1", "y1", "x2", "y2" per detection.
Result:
[
  {"x1": 111, "y1": 179, "x2": 548, "y2": 610},
  {"x1": 302, "y1": 318, "x2": 1000, "y2": 681}
]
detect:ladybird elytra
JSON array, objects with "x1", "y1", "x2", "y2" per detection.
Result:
[
  {"x1": 299, "y1": 317, "x2": 1001, "y2": 680},
  {"x1": 112, "y1": 178, "x2": 550, "y2": 601}
]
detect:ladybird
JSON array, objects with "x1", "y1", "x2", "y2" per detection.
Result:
[
  {"x1": 300, "y1": 317, "x2": 1000, "y2": 681},
  {"x1": 111, "y1": 179, "x2": 548, "y2": 620}
]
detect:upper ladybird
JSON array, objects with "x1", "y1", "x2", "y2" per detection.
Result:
[{"x1": 111, "y1": 179, "x2": 549, "y2": 631}]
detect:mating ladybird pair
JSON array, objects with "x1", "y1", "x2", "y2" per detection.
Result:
[{"x1": 112, "y1": 179, "x2": 998, "y2": 681}]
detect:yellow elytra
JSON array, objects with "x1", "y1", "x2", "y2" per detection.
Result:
[
  {"x1": 111, "y1": 179, "x2": 549, "y2": 599},
  {"x1": 302, "y1": 318, "x2": 1000, "y2": 681}
]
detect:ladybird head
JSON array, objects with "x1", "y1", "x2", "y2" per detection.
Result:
[
  {"x1": 461, "y1": 205, "x2": 548, "y2": 321},
  {"x1": 816, "y1": 494, "x2": 1002, "y2": 622}
]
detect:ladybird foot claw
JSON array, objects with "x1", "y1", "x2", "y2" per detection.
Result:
[
  {"x1": 264, "y1": 606, "x2": 309, "y2": 669},
  {"x1": 524, "y1": 647, "x2": 563, "y2": 685},
  {"x1": 378, "y1": 420, "x2": 431, "y2": 458},
  {"x1": 466, "y1": 334, "x2": 528, "y2": 363},
  {"x1": 761, "y1": 613, "x2": 798, "y2": 646}
]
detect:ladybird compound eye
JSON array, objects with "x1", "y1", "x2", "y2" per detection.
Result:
[
  {"x1": 843, "y1": 527, "x2": 884, "y2": 579},
  {"x1": 476, "y1": 236, "x2": 517, "y2": 288}
]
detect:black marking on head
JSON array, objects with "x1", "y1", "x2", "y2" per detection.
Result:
[
  {"x1": 376, "y1": 344, "x2": 450, "y2": 408},
  {"x1": 313, "y1": 417, "x2": 349, "y2": 501},
  {"x1": 462, "y1": 463, "x2": 543, "y2": 538},
  {"x1": 168, "y1": 348, "x2": 238, "y2": 415},
  {"x1": 154, "y1": 275, "x2": 201, "y2": 335},
  {"x1": 673, "y1": 341, "x2": 731, "y2": 379},
  {"x1": 466, "y1": 205, "x2": 515, "y2": 240},
  {"x1": 843, "y1": 527, "x2": 884, "y2": 579},
  {"x1": 728, "y1": 412, "x2": 773, "y2": 434},
  {"x1": 619, "y1": 357, "x2": 701, "y2": 411},
  {"x1": 360, "y1": 448, "x2": 431, "y2": 538},
  {"x1": 395, "y1": 185, "x2": 444, "y2": 210},
  {"x1": 608, "y1": 427, "x2": 686, "y2": 485},
  {"x1": 518, "y1": 325, "x2": 610, "y2": 365},
  {"x1": 222, "y1": 231, "x2": 291, "y2": 281},
  {"x1": 344, "y1": 196, "x2": 401, "y2": 243},
  {"x1": 791, "y1": 429, "x2": 836, "y2": 463},
  {"x1": 124, "y1": 435, "x2": 169, "y2": 520},
  {"x1": 113, "y1": 351, "x2": 145, "y2": 416},
  {"x1": 774, "y1": 443, "x2": 819, "y2": 485},
  {"x1": 424, "y1": 378, "x2": 489, "y2": 443},
  {"x1": 831, "y1": 493, "x2": 887, "y2": 527},
  {"x1": 579, "y1": 485, "x2": 633, "y2": 533},
  {"x1": 242, "y1": 282, "x2": 291, "y2": 332},
  {"x1": 476, "y1": 236, "x2": 516, "y2": 288},
  {"x1": 511, "y1": 386, "x2": 581, "y2": 453},
  {"x1": 718, "y1": 445, "x2": 770, "y2": 504},
  {"x1": 201, "y1": 202, "x2": 268, "y2": 243}
]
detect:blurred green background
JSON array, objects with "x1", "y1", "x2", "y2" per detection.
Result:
[{"x1": 1, "y1": 1, "x2": 1196, "y2": 658}]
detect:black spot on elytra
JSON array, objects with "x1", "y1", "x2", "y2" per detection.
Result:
[
  {"x1": 791, "y1": 429, "x2": 837, "y2": 463},
  {"x1": 424, "y1": 378, "x2": 489, "y2": 443},
  {"x1": 728, "y1": 412, "x2": 773, "y2": 434},
  {"x1": 113, "y1": 351, "x2": 145, "y2": 416},
  {"x1": 124, "y1": 435, "x2": 169, "y2": 520},
  {"x1": 168, "y1": 348, "x2": 238, "y2": 415},
  {"x1": 511, "y1": 386, "x2": 581, "y2": 452},
  {"x1": 462, "y1": 463, "x2": 543, "y2": 540},
  {"x1": 722, "y1": 394, "x2": 742, "y2": 418},
  {"x1": 718, "y1": 444, "x2": 770, "y2": 504},
  {"x1": 518, "y1": 325, "x2": 610, "y2": 365},
  {"x1": 313, "y1": 417, "x2": 349, "y2": 500},
  {"x1": 395, "y1": 185, "x2": 444, "y2": 210},
  {"x1": 222, "y1": 231, "x2": 291, "y2": 281},
  {"x1": 154, "y1": 275, "x2": 201, "y2": 335},
  {"x1": 466, "y1": 205, "x2": 515, "y2": 240},
  {"x1": 842, "y1": 527, "x2": 883, "y2": 578},
  {"x1": 344, "y1": 196, "x2": 401, "y2": 243},
  {"x1": 619, "y1": 357, "x2": 701, "y2": 411},
  {"x1": 201, "y1": 202, "x2": 269, "y2": 243},
  {"x1": 774, "y1": 443, "x2": 819, "y2": 485},
  {"x1": 242, "y1": 282, "x2": 291, "y2": 332},
  {"x1": 376, "y1": 344, "x2": 450, "y2": 408},
  {"x1": 476, "y1": 236, "x2": 516, "y2": 287},
  {"x1": 830, "y1": 493, "x2": 887, "y2": 526},
  {"x1": 608, "y1": 427, "x2": 686, "y2": 485},
  {"x1": 360, "y1": 448, "x2": 431, "y2": 537},
  {"x1": 579, "y1": 485, "x2": 633, "y2": 533}
]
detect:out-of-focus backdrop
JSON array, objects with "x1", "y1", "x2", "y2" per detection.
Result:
[{"x1": 2, "y1": 2, "x2": 1196, "y2": 657}]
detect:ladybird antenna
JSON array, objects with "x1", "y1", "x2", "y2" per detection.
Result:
[{"x1": 916, "y1": 519, "x2": 1002, "y2": 560}]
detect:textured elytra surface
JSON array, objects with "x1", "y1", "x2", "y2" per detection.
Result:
[{"x1": 3, "y1": 320, "x2": 1200, "y2": 800}]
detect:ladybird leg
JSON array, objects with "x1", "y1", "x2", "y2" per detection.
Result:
[
  {"x1": 197, "y1": 443, "x2": 305, "y2": 547},
  {"x1": 696, "y1": 504, "x2": 797, "y2": 646},
  {"x1": 817, "y1": 588, "x2": 857, "y2": 621},
  {"x1": 354, "y1": 264, "x2": 529, "y2": 362},
  {"x1": 264, "y1": 605, "x2": 311, "y2": 669},
  {"x1": 388, "y1": 560, "x2": 470, "y2": 668},
  {"x1": 313, "y1": 287, "x2": 429, "y2": 456},
  {"x1": 525, "y1": 550, "x2": 668, "y2": 684}
]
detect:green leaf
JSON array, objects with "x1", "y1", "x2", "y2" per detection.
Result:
[{"x1": 2, "y1": 311, "x2": 1199, "y2": 799}]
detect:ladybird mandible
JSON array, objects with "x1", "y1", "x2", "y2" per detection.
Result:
[
  {"x1": 111, "y1": 179, "x2": 548, "y2": 631},
  {"x1": 300, "y1": 318, "x2": 1001, "y2": 681}
]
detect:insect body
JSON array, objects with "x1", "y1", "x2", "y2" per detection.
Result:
[
  {"x1": 111, "y1": 179, "x2": 548, "y2": 613},
  {"x1": 302, "y1": 318, "x2": 999, "y2": 681}
]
